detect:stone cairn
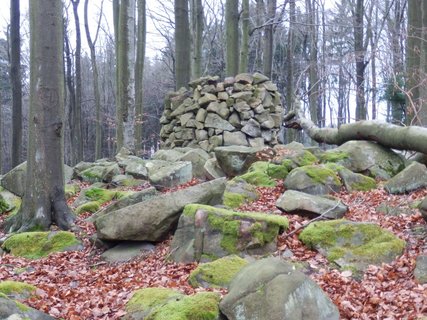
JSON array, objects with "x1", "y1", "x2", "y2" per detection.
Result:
[{"x1": 160, "y1": 72, "x2": 283, "y2": 151}]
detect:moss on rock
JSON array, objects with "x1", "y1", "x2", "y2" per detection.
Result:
[
  {"x1": 294, "y1": 150, "x2": 318, "y2": 166},
  {"x1": 299, "y1": 219, "x2": 405, "y2": 270},
  {"x1": 300, "y1": 165, "x2": 341, "y2": 185},
  {"x1": 0, "y1": 281, "x2": 36, "y2": 299},
  {"x1": 223, "y1": 179, "x2": 259, "y2": 209},
  {"x1": 75, "y1": 187, "x2": 129, "y2": 215},
  {"x1": 2, "y1": 231, "x2": 82, "y2": 259},
  {"x1": 320, "y1": 151, "x2": 349, "y2": 163},
  {"x1": 125, "y1": 288, "x2": 220, "y2": 320},
  {"x1": 188, "y1": 255, "x2": 248, "y2": 288},
  {"x1": 64, "y1": 183, "x2": 80, "y2": 199},
  {"x1": 238, "y1": 161, "x2": 289, "y2": 187}
]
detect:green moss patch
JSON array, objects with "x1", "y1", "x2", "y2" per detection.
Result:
[
  {"x1": 75, "y1": 187, "x2": 132, "y2": 215},
  {"x1": 301, "y1": 165, "x2": 341, "y2": 185},
  {"x1": 0, "y1": 281, "x2": 36, "y2": 300},
  {"x1": 126, "y1": 288, "x2": 220, "y2": 320},
  {"x1": 294, "y1": 150, "x2": 318, "y2": 166},
  {"x1": 238, "y1": 161, "x2": 289, "y2": 187},
  {"x1": 64, "y1": 183, "x2": 80, "y2": 199},
  {"x1": 299, "y1": 219, "x2": 405, "y2": 271},
  {"x1": 2, "y1": 231, "x2": 82, "y2": 259},
  {"x1": 189, "y1": 255, "x2": 248, "y2": 288},
  {"x1": 184, "y1": 204, "x2": 288, "y2": 255},
  {"x1": 223, "y1": 179, "x2": 259, "y2": 209},
  {"x1": 320, "y1": 151, "x2": 349, "y2": 163}
]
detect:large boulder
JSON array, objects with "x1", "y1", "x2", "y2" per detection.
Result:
[
  {"x1": 0, "y1": 188, "x2": 21, "y2": 216},
  {"x1": 78, "y1": 162, "x2": 120, "y2": 183},
  {"x1": 299, "y1": 219, "x2": 405, "y2": 273},
  {"x1": 95, "y1": 178, "x2": 226, "y2": 241},
  {"x1": 124, "y1": 288, "x2": 221, "y2": 320},
  {"x1": 214, "y1": 146, "x2": 263, "y2": 177},
  {"x1": 321, "y1": 141, "x2": 404, "y2": 179},
  {"x1": 223, "y1": 178, "x2": 259, "y2": 209},
  {"x1": 276, "y1": 190, "x2": 348, "y2": 219},
  {"x1": 179, "y1": 148, "x2": 211, "y2": 179},
  {"x1": 284, "y1": 165, "x2": 342, "y2": 195},
  {"x1": 0, "y1": 281, "x2": 37, "y2": 300},
  {"x1": 2, "y1": 231, "x2": 83, "y2": 259},
  {"x1": 146, "y1": 160, "x2": 193, "y2": 189},
  {"x1": 0, "y1": 294, "x2": 54, "y2": 320},
  {"x1": 238, "y1": 161, "x2": 289, "y2": 187},
  {"x1": 1, "y1": 162, "x2": 72, "y2": 196},
  {"x1": 169, "y1": 204, "x2": 288, "y2": 263},
  {"x1": 384, "y1": 162, "x2": 427, "y2": 194},
  {"x1": 335, "y1": 165, "x2": 377, "y2": 192},
  {"x1": 219, "y1": 257, "x2": 339, "y2": 320}
]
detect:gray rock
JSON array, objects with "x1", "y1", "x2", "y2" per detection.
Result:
[
  {"x1": 235, "y1": 73, "x2": 254, "y2": 84},
  {"x1": 223, "y1": 178, "x2": 259, "y2": 208},
  {"x1": 223, "y1": 131, "x2": 249, "y2": 146},
  {"x1": 195, "y1": 108, "x2": 207, "y2": 122},
  {"x1": 179, "y1": 148, "x2": 210, "y2": 179},
  {"x1": 248, "y1": 137, "x2": 265, "y2": 148},
  {"x1": 414, "y1": 254, "x2": 427, "y2": 284},
  {"x1": 228, "y1": 112, "x2": 241, "y2": 128},
  {"x1": 419, "y1": 197, "x2": 427, "y2": 223},
  {"x1": 231, "y1": 91, "x2": 253, "y2": 101},
  {"x1": 327, "y1": 141, "x2": 404, "y2": 179},
  {"x1": 0, "y1": 296, "x2": 54, "y2": 320},
  {"x1": 203, "y1": 158, "x2": 226, "y2": 180},
  {"x1": 241, "y1": 118, "x2": 261, "y2": 138},
  {"x1": 95, "y1": 178, "x2": 226, "y2": 241},
  {"x1": 170, "y1": 204, "x2": 287, "y2": 263},
  {"x1": 219, "y1": 258, "x2": 339, "y2": 320},
  {"x1": 148, "y1": 161, "x2": 192, "y2": 189},
  {"x1": 198, "y1": 93, "x2": 217, "y2": 107},
  {"x1": 214, "y1": 146, "x2": 263, "y2": 177},
  {"x1": 101, "y1": 241, "x2": 155, "y2": 263},
  {"x1": 384, "y1": 162, "x2": 427, "y2": 194},
  {"x1": 253, "y1": 72, "x2": 269, "y2": 84},
  {"x1": 276, "y1": 190, "x2": 348, "y2": 219},
  {"x1": 337, "y1": 166, "x2": 377, "y2": 192},
  {"x1": 284, "y1": 165, "x2": 342, "y2": 195},
  {"x1": 124, "y1": 160, "x2": 149, "y2": 180},
  {"x1": 205, "y1": 113, "x2": 235, "y2": 131}
]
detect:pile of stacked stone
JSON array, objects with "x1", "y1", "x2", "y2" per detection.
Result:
[{"x1": 160, "y1": 72, "x2": 283, "y2": 151}]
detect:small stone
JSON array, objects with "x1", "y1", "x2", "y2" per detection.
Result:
[{"x1": 235, "y1": 73, "x2": 254, "y2": 84}]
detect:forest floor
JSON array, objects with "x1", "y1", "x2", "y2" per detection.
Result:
[{"x1": 0, "y1": 180, "x2": 427, "y2": 320}]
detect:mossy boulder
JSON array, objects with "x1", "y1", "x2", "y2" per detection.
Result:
[
  {"x1": 214, "y1": 145, "x2": 263, "y2": 177},
  {"x1": 78, "y1": 162, "x2": 120, "y2": 183},
  {"x1": 325, "y1": 141, "x2": 404, "y2": 179},
  {"x1": 64, "y1": 183, "x2": 81, "y2": 199},
  {"x1": 238, "y1": 161, "x2": 288, "y2": 187},
  {"x1": 147, "y1": 160, "x2": 193, "y2": 189},
  {"x1": 74, "y1": 187, "x2": 118, "y2": 215},
  {"x1": 0, "y1": 188, "x2": 21, "y2": 216},
  {"x1": 335, "y1": 166, "x2": 377, "y2": 192},
  {"x1": 124, "y1": 288, "x2": 221, "y2": 320},
  {"x1": 284, "y1": 164, "x2": 342, "y2": 195},
  {"x1": 170, "y1": 204, "x2": 288, "y2": 263},
  {"x1": 272, "y1": 145, "x2": 318, "y2": 169},
  {"x1": 299, "y1": 219, "x2": 405, "y2": 272},
  {"x1": 384, "y1": 162, "x2": 427, "y2": 194},
  {"x1": 189, "y1": 255, "x2": 248, "y2": 289},
  {"x1": 223, "y1": 178, "x2": 259, "y2": 208},
  {"x1": 0, "y1": 293, "x2": 54, "y2": 320},
  {"x1": 2, "y1": 231, "x2": 83, "y2": 259},
  {"x1": 219, "y1": 257, "x2": 339, "y2": 320},
  {"x1": 0, "y1": 281, "x2": 37, "y2": 300}
]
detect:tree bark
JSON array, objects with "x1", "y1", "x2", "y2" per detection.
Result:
[
  {"x1": 190, "y1": 0, "x2": 203, "y2": 79},
  {"x1": 284, "y1": 102, "x2": 427, "y2": 154},
  {"x1": 84, "y1": 0, "x2": 103, "y2": 160},
  {"x1": 135, "y1": 0, "x2": 146, "y2": 154},
  {"x1": 354, "y1": 0, "x2": 367, "y2": 120},
  {"x1": 175, "y1": 0, "x2": 191, "y2": 89},
  {"x1": 116, "y1": 0, "x2": 136, "y2": 151},
  {"x1": 4, "y1": 0, "x2": 75, "y2": 233},
  {"x1": 225, "y1": 0, "x2": 239, "y2": 76},
  {"x1": 10, "y1": 0, "x2": 22, "y2": 168},
  {"x1": 263, "y1": 0, "x2": 276, "y2": 78},
  {"x1": 239, "y1": 0, "x2": 249, "y2": 73},
  {"x1": 71, "y1": 0, "x2": 83, "y2": 164}
]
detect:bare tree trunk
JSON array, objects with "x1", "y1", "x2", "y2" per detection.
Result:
[
  {"x1": 239, "y1": 0, "x2": 249, "y2": 73},
  {"x1": 225, "y1": 0, "x2": 239, "y2": 76},
  {"x1": 135, "y1": 0, "x2": 146, "y2": 154},
  {"x1": 116, "y1": 0, "x2": 136, "y2": 151},
  {"x1": 64, "y1": 30, "x2": 76, "y2": 165},
  {"x1": 190, "y1": 0, "x2": 203, "y2": 79},
  {"x1": 254, "y1": 0, "x2": 264, "y2": 71},
  {"x1": 284, "y1": 101, "x2": 427, "y2": 154},
  {"x1": 286, "y1": 0, "x2": 296, "y2": 143},
  {"x1": 418, "y1": 0, "x2": 427, "y2": 126},
  {"x1": 263, "y1": 0, "x2": 276, "y2": 78},
  {"x1": 5, "y1": 0, "x2": 75, "y2": 233},
  {"x1": 84, "y1": 0, "x2": 103, "y2": 160},
  {"x1": 306, "y1": 0, "x2": 319, "y2": 125},
  {"x1": 0, "y1": 90, "x2": 2, "y2": 174},
  {"x1": 175, "y1": 0, "x2": 191, "y2": 88},
  {"x1": 10, "y1": 0, "x2": 22, "y2": 168},
  {"x1": 354, "y1": 0, "x2": 367, "y2": 120}
]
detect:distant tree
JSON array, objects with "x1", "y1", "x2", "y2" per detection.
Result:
[
  {"x1": 175, "y1": 0, "x2": 191, "y2": 88},
  {"x1": 225, "y1": 0, "x2": 239, "y2": 76},
  {"x1": 263, "y1": 0, "x2": 276, "y2": 78},
  {"x1": 84, "y1": 0, "x2": 103, "y2": 160},
  {"x1": 190, "y1": 0, "x2": 204, "y2": 79},
  {"x1": 135, "y1": 0, "x2": 146, "y2": 154},
  {"x1": 353, "y1": 0, "x2": 367, "y2": 120},
  {"x1": 10, "y1": 0, "x2": 22, "y2": 167},
  {"x1": 239, "y1": 0, "x2": 249, "y2": 73},
  {"x1": 5, "y1": 0, "x2": 75, "y2": 232}
]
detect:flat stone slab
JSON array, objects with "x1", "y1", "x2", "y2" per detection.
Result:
[{"x1": 101, "y1": 241, "x2": 155, "y2": 263}]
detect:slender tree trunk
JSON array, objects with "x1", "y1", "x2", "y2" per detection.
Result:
[
  {"x1": 255, "y1": 0, "x2": 264, "y2": 71},
  {"x1": 84, "y1": 0, "x2": 103, "y2": 160},
  {"x1": 135, "y1": 0, "x2": 146, "y2": 154},
  {"x1": 10, "y1": 0, "x2": 22, "y2": 168},
  {"x1": 406, "y1": 0, "x2": 422, "y2": 123},
  {"x1": 116, "y1": 0, "x2": 136, "y2": 151},
  {"x1": 419, "y1": 0, "x2": 427, "y2": 126},
  {"x1": 175, "y1": 0, "x2": 191, "y2": 88},
  {"x1": 0, "y1": 90, "x2": 2, "y2": 174},
  {"x1": 239, "y1": 0, "x2": 249, "y2": 73},
  {"x1": 354, "y1": 0, "x2": 367, "y2": 120},
  {"x1": 306, "y1": 0, "x2": 319, "y2": 125},
  {"x1": 225, "y1": 0, "x2": 239, "y2": 76},
  {"x1": 71, "y1": 0, "x2": 83, "y2": 163},
  {"x1": 5, "y1": 0, "x2": 75, "y2": 233},
  {"x1": 263, "y1": 0, "x2": 276, "y2": 78},
  {"x1": 64, "y1": 31, "x2": 76, "y2": 166},
  {"x1": 286, "y1": 0, "x2": 296, "y2": 143},
  {"x1": 190, "y1": 0, "x2": 203, "y2": 79}
]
